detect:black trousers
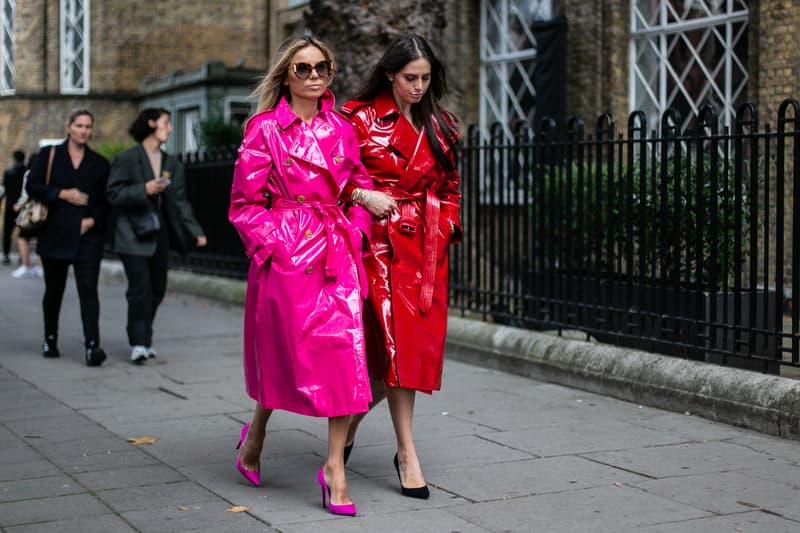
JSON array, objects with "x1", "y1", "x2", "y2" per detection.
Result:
[
  {"x1": 41, "y1": 257, "x2": 101, "y2": 346},
  {"x1": 119, "y1": 230, "x2": 169, "y2": 347}
]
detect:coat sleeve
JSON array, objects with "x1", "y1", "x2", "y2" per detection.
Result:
[
  {"x1": 341, "y1": 122, "x2": 373, "y2": 250},
  {"x1": 25, "y1": 147, "x2": 60, "y2": 204},
  {"x1": 107, "y1": 150, "x2": 151, "y2": 208},
  {"x1": 88, "y1": 157, "x2": 110, "y2": 230},
  {"x1": 438, "y1": 115, "x2": 462, "y2": 244},
  {"x1": 229, "y1": 119, "x2": 280, "y2": 267},
  {"x1": 167, "y1": 160, "x2": 204, "y2": 239}
]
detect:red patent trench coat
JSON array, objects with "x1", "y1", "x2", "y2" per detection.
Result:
[{"x1": 343, "y1": 92, "x2": 462, "y2": 392}]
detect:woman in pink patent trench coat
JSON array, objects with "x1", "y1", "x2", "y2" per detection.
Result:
[{"x1": 228, "y1": 34, "x2": 390, "y2": 516}]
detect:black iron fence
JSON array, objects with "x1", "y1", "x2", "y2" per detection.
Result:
[
  {"x1": 171, "y1": 148, "x2": 248, "y2": 279},
  {"x1": 451, "y1": 100, "x2": 800, "y2": 373},
  {"x1": 173, "y1": 100, "x2": 800, "y2": 373}
]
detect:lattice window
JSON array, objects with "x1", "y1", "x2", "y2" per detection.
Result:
[
  {"x1": 630, "y1": 0, "x2": 749, "y2": 130},
  {"x1": 480, "y1": 0, "x2": 553, "y2": 139},
  {"x1": 0, "y1": 0, "x2": 14, "y2": 94},
  {"x1": 60, "y1": 0, "x2": 90, "y2": 94}
]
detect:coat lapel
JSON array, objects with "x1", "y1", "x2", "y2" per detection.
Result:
[
  {"x1": 135, "y1": 144, "x2": 155, "y2": 182},
  {"x1": 375, "y1": 92, "x2": 436, "y2": 190},
  {"x1": 397, "y1": 125, "x2": 435, "y2": 191}
]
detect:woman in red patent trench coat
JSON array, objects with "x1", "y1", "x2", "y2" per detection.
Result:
[{"x1": 341, "y1": 33, "x2": 462, "y2": 499}]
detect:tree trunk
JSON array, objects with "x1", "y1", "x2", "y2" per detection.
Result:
[{"x1": 306, "y1": 0, "x2": 447, "y2": 104}]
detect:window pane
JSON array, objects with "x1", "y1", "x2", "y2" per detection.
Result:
[
  {"x1": 0, "y1": 0, "x2": 14, "y2": 93},
  {"x1": 630, "y1": 0, "x2": 748, "y2": 129},
  {"x1": 60, "y1": 0, "x2": 89, "y2": 93}
]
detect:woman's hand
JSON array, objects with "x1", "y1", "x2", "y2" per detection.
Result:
[
  {"x1": 58, "y1": 188, "x2": 88, "y2": 206},
  {"x1": 80, "y1": 217, "x2": 95, "y2": 236},
  {"x1": 196, "y1": 236, "x2": 207, "y2": 247},
  {"x1": 145, "y1": 179, "x2": 167, "y2": 196},
  {"x1": 364, "y1": 190, "x2": 397, "y2": 218}
]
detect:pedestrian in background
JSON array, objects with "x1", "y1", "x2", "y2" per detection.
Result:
[
  {"x1": 2, "y1": 150, "x2": 26, "y2": 266},
  {"x1": 10, "y1": 153, "x2": 45, "y2": 280},
  {"x1": 340, "y1": 33, "x2": 463, "y2": 499},
  {"x1": 107, "y1": 108, "x2": 207, "y2": 365},
  {"x1": 25, "y1": 109, "x2": 110, "y2": 366},
  {"x1": 228, "y1": 33, "x2": 374, "y2": 517}
]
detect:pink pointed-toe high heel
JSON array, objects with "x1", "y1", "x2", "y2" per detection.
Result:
[
  {"x1": 235, "y1": 423, "x2": 260, "y2": 487},
  {"x1": 316, "y1": 466, "x2": 357, "y2": 516}
]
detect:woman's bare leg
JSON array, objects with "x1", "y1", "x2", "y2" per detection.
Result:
[
  {"x1": 345, "y1": 377, "x2": 386, "y2": 446},
  {"x1": 386, "y1": 386, "x2": 426, "y2": 488},
  {"x1": 240, "y1": 404, "x2": 271, "y2": 473},
  {"x1": 325, "y1": 415, "x2": 352, "y2": 505}
]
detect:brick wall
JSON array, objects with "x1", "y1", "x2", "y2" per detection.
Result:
[
  {"x1": 560, "y1": 0, "x2": 629, "y2": 130},
  {"x1": 752, "y1": 0, "x2": 800, "y2": 120},
  {"x1": 2, "y1": 0, "x2": 268, "y2": 158}
]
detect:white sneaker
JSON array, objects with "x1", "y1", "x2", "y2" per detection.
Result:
[
  {"x1": 146, "y1": 346, "x2": 157, "y2": 358},
  {"x1": 130, "y1": 345, "x2": 148, "y2": 365},
  {"x1": 30, "y1": 266, "x2": 43, "y2": 277},
  {"x1": 11, "y1": 266, "x2": 31, "y2": 279}
]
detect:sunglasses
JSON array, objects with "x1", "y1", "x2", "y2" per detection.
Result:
[{"x1": 291, "y1": 61, "x2": 333, "y2": 80}]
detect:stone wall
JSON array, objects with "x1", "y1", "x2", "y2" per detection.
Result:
[
  {"x1": 560, "y1": 0, "x2": 629, "y2": 129},
  {"x1": 752, "y1": 0, "x2": 800, "y2": 120}
]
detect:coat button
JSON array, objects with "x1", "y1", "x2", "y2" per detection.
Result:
[
  {"x1": 305, "y1": 266, "x2": 313, "y2": 274},
  {"x1": 305, "y1": 229, "x2": 313, "y2": 239},
  {"x1": 285, "y1": 158, "x2": 292, "y2": 166},
  {"x1": 296, "y1": 195, "x2": 305, "y2": 202}
]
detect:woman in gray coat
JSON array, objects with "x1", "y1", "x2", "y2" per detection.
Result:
[{"x1": 107, "y1": 108, "x2": 206, "y2": 364}]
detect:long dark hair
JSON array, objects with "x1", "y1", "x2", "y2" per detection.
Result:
[{"x1": 352, "y1": 34, "x2": 458, "y2": 171}]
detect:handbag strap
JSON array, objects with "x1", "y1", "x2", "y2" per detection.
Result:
[{"x1": 45, "y1": 145, "x2": 55, "y2": 185}]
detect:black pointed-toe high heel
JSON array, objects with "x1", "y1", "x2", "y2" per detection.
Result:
[{"x1": 393, "y1": 453, "x2": 430, "y2": 499}]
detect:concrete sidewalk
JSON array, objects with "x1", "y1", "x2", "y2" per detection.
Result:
[{"x1": 1, "y1": 261, "x2": 799, "y2": 532}]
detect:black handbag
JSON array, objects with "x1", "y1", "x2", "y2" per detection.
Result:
[{"x1": 130, "y1": 210, "x2": 161, "y2": 239}]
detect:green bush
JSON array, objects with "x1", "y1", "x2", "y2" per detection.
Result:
[
  {"x1": 96, "y1": 141, "x2": 134, "y2": 161},
  {"x1": 196, "y1": 114, "x2": 242, "y2": 150},
  {"x1": 538, "y1": 147, "x2": 750, "y2": 289}
]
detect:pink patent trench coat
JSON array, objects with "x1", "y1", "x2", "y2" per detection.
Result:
[{"x1": 229, "y1": 90, "x2": 374, "y2": 417}]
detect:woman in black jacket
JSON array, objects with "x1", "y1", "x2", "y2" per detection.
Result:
[
  {"x1": 107, "y1": 108, "x2": 206, "y2": 364},
  {"x1": 26, "y1": 109, "x2": 110, "y2": 366}
]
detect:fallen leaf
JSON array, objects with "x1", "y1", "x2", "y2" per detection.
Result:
[
  {"x1": 613, "y1": 482, "x2": 622, "y2": 487},
  {"x1": 177, "y1": 506, "x2": 190, "y2": 511},
  {"x1": 226, "y1": 506, "x2": 251, "y2": 513},
  {"x1": 127, "y1": 436, "x2": 157, "y2": 445}
]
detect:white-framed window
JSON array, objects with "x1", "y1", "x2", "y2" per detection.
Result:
[
  {"x1": 630, "y1": 0, "x2": 749, "y2": 130},
  {"x1": 0, "y1": 0, "x2": 14, "y2": 94},
  {"x1": 480, "y1": 0, "x2": 553, "y2": 139},
  {"x1": 60, "y1": 0, "x2": 90, "y2": 94},
  {"x1": 180, "y1": 107, "x2": 200, "y2": 153}
]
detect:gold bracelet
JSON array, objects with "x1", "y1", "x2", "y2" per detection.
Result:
[{"x1": 350, "y1": 188, "x2": 371, "y2": 206}]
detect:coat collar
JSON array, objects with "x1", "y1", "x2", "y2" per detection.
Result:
[
  {"x1": 275, "y1": 89, "x2": 336, "y2": 130},
  {"x1": 373, "y1": 91, "x2": 437, "y2": 188}
]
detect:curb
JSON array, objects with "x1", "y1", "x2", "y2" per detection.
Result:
[
  {"x1": 445, "y1": 317, "x2": 800, "y2": 440},
  {"x1": 101, "y1": 260, "x2": 800, "y2": 441}
]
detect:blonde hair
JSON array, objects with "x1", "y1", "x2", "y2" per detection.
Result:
[{"x1": 251, "y1": 33, "x2": 336, "y2": 113}]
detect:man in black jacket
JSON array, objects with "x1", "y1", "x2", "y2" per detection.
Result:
[{"x1": 2, "y1": 150, "x2": 25, "y2": 265}]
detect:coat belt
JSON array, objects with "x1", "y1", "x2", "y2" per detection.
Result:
[
  {"x1": 270, "y1": 197, "x2": 368, "y2": 293},
  {"x1": 380, "y1": 187, "x2": 441, "y2": 313}
]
